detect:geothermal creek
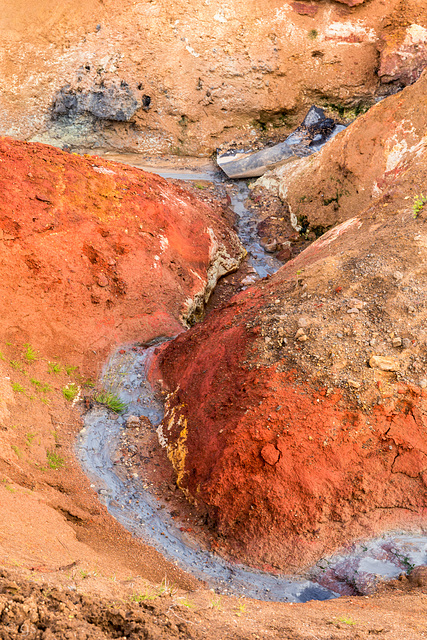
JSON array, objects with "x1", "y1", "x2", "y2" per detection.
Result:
[{"x1": 77, "y1": 156, "x2": 427, "y2": 603}]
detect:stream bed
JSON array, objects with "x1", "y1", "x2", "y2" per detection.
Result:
[{"x1": 76, "y1": 158, "x2": 426, "y2": 603}]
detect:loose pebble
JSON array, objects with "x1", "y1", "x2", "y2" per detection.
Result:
[
  {"x1": 369, "y1": 355, "x2": 400, "y2": 371},
  {"x1": 348, "y1": 380, "x2": 361, "y2": 389}
]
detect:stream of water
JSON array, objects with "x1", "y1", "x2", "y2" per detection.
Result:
[{"x1": 76, "y1": 158, "x2": 426, "y2": 603}]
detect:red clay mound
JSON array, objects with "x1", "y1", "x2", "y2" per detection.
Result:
[
  {"x1": 0, "y1": 137, "x2": 242, "y2": 368},
  {"x1": 0, "y1": 137, "x2": 242, "y2": 581},
  {"x1": 153, "y1": 118, "x2": 427, "y2": 572}
]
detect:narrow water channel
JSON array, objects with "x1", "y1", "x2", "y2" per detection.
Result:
[{"x1": 77, "y1": 157, "x2": 427, "y2": 602}]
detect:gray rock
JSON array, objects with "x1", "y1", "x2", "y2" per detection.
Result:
[{"x1": 52, "y1": 81, "x2": 140, "y2": 123}]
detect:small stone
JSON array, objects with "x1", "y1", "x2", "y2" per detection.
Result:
[
  {"x1": 408, "y1": 305, "x2": 416, "y2": 313},
  {"x1": 263, "y1": 240, "x2": 278, "y2": 253},
  {"x1": 420, "y1": 379, "x2": 427, "y2": 389},
  {"x1": 126, "y1": 415, "x2": 140, "y2": 428},
  {"x1": 392, "y1": 337, "x2": 402, "y2": 348},
  {"x1": 261, "y1": 443, "x2": 280, "y2": 466},
  {"x1": 408, "y1": 566, "x2": 427, "y2": 587},
  {"x1": 348, "y1": 380, "x2": 361, "y2": 389},
  {"x1": 298, "y1": 316, "x2": 310, "y2": 328},
  {"x1": 369, "y1": 355, "x2": 400, "y2": 371},
  {"x1": 297, "y1": 334, "x2": 308, "y2": 342},
  {"x1": 347, "y1": 308, "x2": 359, "y2": 314},
  {"x1": 402, "y1": 338, "x2": 411, "y2": 349},
  {"x1": 241, "y1": 275, "x2": 257, "y2": 286},
  {"x1": 97, "y1": 273, "x2": 109, "y2": 287},
  {"x1": 393, "y1": 271, "x2": 403, "y2": 280},
  {"x1": 295, "y1": 327, "x2": 305, "y2": 338},
  {"x1": 277, "y1": 246, "x2": 291, "y2": 261},
  {"x1": 337, "y1": 332, "x2": 343, "y2": 338}
]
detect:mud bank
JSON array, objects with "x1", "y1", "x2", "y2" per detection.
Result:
[{"x1": 77, "y1": 343, "x2": 427, "y2": 602}]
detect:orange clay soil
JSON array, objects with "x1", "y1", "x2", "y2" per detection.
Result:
[
  {"x1": 0, "y1": 137, "x2": 426, "y2": 639},
  {"x1": 0, "y1": 136, "x2": 242, "y2": 590}
]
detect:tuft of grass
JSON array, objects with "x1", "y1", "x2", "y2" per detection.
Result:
[
  {"x1": 338, "y1": 616, "x2": 356, "y2": 626},
  {"x1": 30, "y1": 378, "x2": 51, "y2": 393},
  {"x1": 210, "y1": 595, "x2": 222, "y2": 610},
  {"x1": 26, "y1": 432, "x2": 37, "y2": 446},
  {"x1": 130, "y1": 590, "x2": 158, "y2": 603},
  {"x1": 46, "y1": 449, "x2": 65, "y2": 470},
  {"x1": 65, "y1": 365, "x2": 77, "y2": 376},
  {"x1": 23, "y1": 344, "x2": 39, "y2": 362},
  {"x1": 10, "y1": 360, "x2": 25, "y2": 373},
  {"x1": 235, "y1": 598, "x2": 246, "y2": 617},
  {"x1": 178, "y1": 596, "x2": 195, "y2": 609},
  {"x1": 94, "y1": 392, "x2": 127, "y2": 413},
  {"x1": 413, "y1": 193, "x2": 426, "y2": 218},
  {"x1": 308, "y1": 29, "x2": 318, "y2": 40},
  {"x1": 0, "y1": 351, "x2": 5, "y2": 361},
  {"x1": 11, "y1": 382, "x2": 26, "y2": 394},
  {"x1": 48, "y1": 361, "x2": 62, "y2": 375},
  {"x1": 62, "y1": 383, "x2": 79, "y2": 402},
  {"x1": 11, "y1": 445, "x2": 22, "y2": 459},
  {"x1": 2, "y1": 481, "x2": 16, "y2": 493}
]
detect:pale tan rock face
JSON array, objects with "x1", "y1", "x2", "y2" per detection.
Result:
[{"x1": 1, "y1": 0, "x2": 424, "y2": 155}]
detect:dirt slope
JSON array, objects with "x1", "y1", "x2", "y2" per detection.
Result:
[
  {"x1": 0, "y1": 137, "x2": 242, "y2": 591},
  {"x1": 152, "y1": 76, "x2": 427, "y2": 573}
]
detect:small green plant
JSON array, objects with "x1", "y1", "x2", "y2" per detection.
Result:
[
  {"x1": 178, "y1": 596, "x2": 195, "y2": 609},
  {"x1": 413, "y1": 193, "x2": 427, "y2": 218},
  {"x1": 210, "y1": 595, "x2": 222, "y2": 610},
  {"x1": 195, "y1": 183, "x2": 207, "y2": 190},
  {"x1": 235, "y1": 598, "x2": 246, "y2": 617},
  {"x1": 26, "y1": 432, "x2": 37, "y2": 446},
  {"x1": 11, "y1": 382, "x2": 26, "y2": 394},
  {"x1": 338, "y1": 615, "x2": 356, "y2": 626},
  {"x1": 11, "y1": 445, "x2": 22, "y2": 459},
  {"x1": 158, "y1": 576, "x2": 177, "y2": 597},
  {"x1": 0, "y1": 351, "x2": 5, "y2": 361},
  {"x1": 308, "y1": 29, "x2": 318, "y2": 40},
  {"x1": 23, "y1": 344, "x2": 39, "y2": 362},
  {"x1": 48, "y1": 361, "x2": 62, "y2": 375},
  {"x1": 10, "y1": 360, "x2": 25, "y2": 372},
  {"x1": 2, "y1": 482, "x2": 16, "y2": 493},
  {"x1": 40, "y1": 397, "x2": 50, "y2": 406},
  {"x1": 130, "y1": 590, "x2": 158, "y2": 603},
  {"x1": 65, "y1": 365, "x2": 77, "y2": 376},
  {"x1": 46, "y1": 449, "x2": 65, "y2": 469},
  {"x1": 95, "y1": 392, "x2": 127, "y2": 413},
  {"x1": 62, "y1": 383, "x2": 79, "y2": 402}
]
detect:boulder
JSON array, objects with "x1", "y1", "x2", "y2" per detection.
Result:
[{"x1": 379, "y1": 24, "x2": 427, "y2": 86}]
